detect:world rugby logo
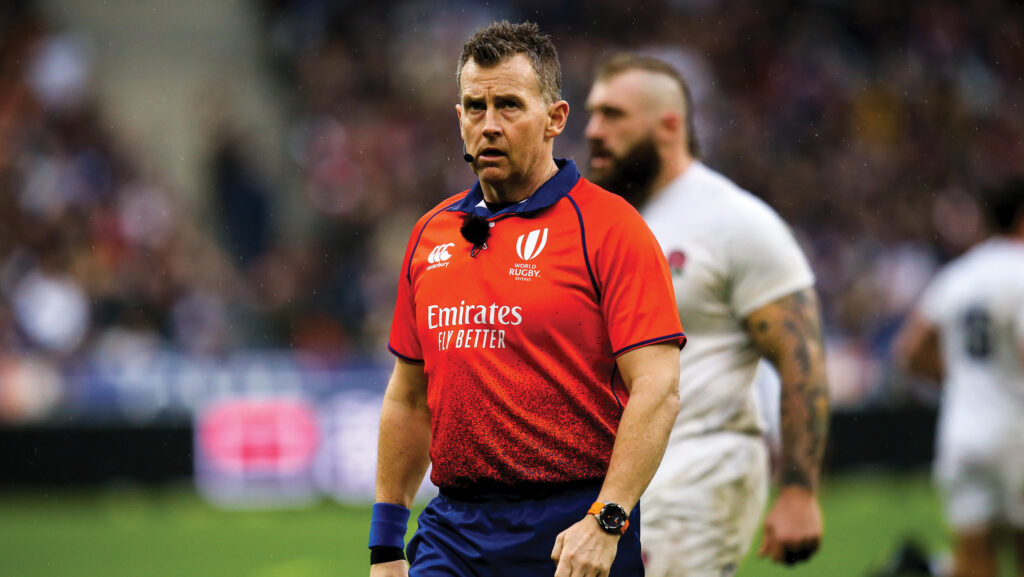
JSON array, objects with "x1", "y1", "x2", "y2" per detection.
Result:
[
  {"x1": 428, "y1": 243, "x2": 454, "y2": 264},
  {"x1": 515, "y1": 228, "x2": 548, "y2": 261}
]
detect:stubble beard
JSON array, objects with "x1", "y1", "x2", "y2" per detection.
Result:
[{"x1": 476, "y1": 163, "x2": 527, "y2": 204}]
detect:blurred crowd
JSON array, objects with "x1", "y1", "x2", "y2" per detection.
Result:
[{"x1": 1, "y1": 0, "x2": 1022, "y2": 420}]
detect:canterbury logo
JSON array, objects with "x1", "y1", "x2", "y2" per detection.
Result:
[
  {"x1": 515, "y1": 228, "x2": 548, "y2": 261},
  {"x1": 428, "y1": 243, "x2": 454, "y2": 264}
]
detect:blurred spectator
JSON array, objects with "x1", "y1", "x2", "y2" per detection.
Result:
[
  {"x1": 209, "y1": 134, "x2": 273, "y2": 268},
  {"x1": 2, "y1": 0, "x2": 1023, "y2": 422},
  {"x1": 11, "y1": 243, "x2": 89, "y2": 355},
  {"x1": 0, "y1": 7, "x2": 254, "y2": 371},
  {"x1": 260, "y1": 0, "x2": 1023, "y2": 408}
]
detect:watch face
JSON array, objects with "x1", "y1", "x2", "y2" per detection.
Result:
[{"x1": 598, "y1": 503, "x2": 628, "y2": 531}]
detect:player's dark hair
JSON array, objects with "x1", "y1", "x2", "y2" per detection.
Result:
[
  {"x1": 457, "y1": 21, "x2": 561, "y2": 104},
  {"x1": 595, "y1": 53, "x2": 701, "y2": 159},
  {"x1": 981, "y1": 176, "x2": 1024, "y2": 233}
]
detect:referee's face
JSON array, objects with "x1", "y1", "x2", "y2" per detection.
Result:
[{"x1": 457, "y1": 54, "x2": 567, "y2": 202}]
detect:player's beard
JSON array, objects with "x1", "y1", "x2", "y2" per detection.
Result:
[{"x1": 588, "y1": 136, "x2": 661, "y2": 208}]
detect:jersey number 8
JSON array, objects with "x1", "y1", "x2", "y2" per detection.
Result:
[{"x1": 962, "y1": 306, "x2": 992, "y2": 359}]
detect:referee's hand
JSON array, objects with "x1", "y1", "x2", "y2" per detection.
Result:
[
  {"x1": 758, "y1": 486, "x2": 823, "y2": 566},
  {"x1": 550, "y1": 517, "x2": 620, "y2": 577},
  {"x1": 369, "y1": 560, "x2": 408, "y2": 577}
]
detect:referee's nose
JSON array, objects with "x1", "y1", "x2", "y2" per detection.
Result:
[{"x1": 482, "y1": 106, "x2": 503, "y2": 139}]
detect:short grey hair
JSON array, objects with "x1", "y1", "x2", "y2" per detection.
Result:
[{"x1": 456, "y1": 20, "x2": 562, "y2": 104}]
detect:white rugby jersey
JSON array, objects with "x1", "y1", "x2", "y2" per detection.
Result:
[
  {"x1": 641, "y1": 162, "x2": 815, "y2": 443},
  {"x1": 918, "y1": 238, "x2": 1024, "y2": 455}
]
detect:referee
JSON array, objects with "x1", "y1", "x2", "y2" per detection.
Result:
[{"x1": 370, "y1": 21, "x2": 685, "y2": 577}]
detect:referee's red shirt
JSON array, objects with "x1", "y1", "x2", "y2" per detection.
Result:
[{"x1": 388, "y1": 159, "x2": 685, "y2": 490}]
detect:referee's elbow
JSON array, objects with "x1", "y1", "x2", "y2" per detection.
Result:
[{"x1": 661, "y1": 376, "x2": 681, "y2": 418}]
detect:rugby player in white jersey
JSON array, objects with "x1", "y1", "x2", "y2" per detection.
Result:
[
  {"x1": 895, "y1": 177, "x2": 1024, "y2": 577},
  {"x1": 584, "y1": 54, "x2": 830, "y2": 576}
]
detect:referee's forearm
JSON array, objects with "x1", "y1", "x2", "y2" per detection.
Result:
[
  {"x1": 375, "y1": 396, "x2": 432, "y2": 508},
  {"x1": 597, "y1": 372, "x2": 680, "y2": 511}
]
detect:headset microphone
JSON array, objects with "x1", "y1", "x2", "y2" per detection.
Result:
[{"x1": 459, "y1": 144, "x2": 489, "y2": 256}]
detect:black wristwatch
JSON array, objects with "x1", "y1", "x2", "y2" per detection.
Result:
[{"x1": 588, "y1": 501, "x2": 630, "y2": 535}]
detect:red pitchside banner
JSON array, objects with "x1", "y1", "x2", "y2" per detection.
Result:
[
  {"x1": 198, "y1": 399, "x2": 319, "y2": 474},
  {"x1": 195, "y1": 397, "x2": 321, "y2": 507}
]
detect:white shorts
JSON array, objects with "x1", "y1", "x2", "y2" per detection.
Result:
[
  {"x1": 641, "y1": 433, "x2": 769, "y2": 577},
  {"x1": 936, "y1": 444, "x2": 1024, "y2": 530}
]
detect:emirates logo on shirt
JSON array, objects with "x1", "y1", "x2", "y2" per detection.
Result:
[
  {"x1": 428, "y1": 301, "x2": 522, "y2": 352},
  {"x1": 515, "y1": 228, "x2": 548, "y2": 261}
]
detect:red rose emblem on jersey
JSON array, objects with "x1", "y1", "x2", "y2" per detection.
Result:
[{"x1": 667, "y1": 249, "x2": 687, "y2": 275}]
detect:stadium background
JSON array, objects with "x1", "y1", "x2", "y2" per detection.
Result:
[{"x1": 1, "y1": 0, "x2": 1021, "y2": 575}]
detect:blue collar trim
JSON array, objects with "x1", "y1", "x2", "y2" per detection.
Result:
[{"x1": 447, "y1": 158, "x2": 580, "y2": 217}]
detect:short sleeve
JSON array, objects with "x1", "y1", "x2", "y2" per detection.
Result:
[
  {"x1": 728, "y1": 200, "x2": 816, "y2": 318},
  {"x1": 593, "y1": 198, "x2": 686, "y2": 356},
  {"x1": 387, "y1": 230, "x2": 424, "y2": 363}
]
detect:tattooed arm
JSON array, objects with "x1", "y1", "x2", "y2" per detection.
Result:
[{"x1": 743, "y1": 287, "x2": 829, "y2": 565}]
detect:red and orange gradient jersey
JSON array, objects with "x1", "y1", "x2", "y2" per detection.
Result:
[{"x1": 388, "y1": 160, "x2": 685, "y2": 490}]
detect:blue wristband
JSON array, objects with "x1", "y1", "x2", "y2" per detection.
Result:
[{"x1": 368, "y1": 503, "x2": 411, "y2": 549}]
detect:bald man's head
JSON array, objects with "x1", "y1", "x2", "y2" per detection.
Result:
[
  {"x1": 593, "y1": 54, "x2": 699, "y2": 157},
  {"x1": 584, "y1": 54, "x2": 700, "y2": 206}
]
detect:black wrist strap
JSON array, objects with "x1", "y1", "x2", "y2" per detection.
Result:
[{"x1": 370, "y1": 546, "x2": 406, "y2": 565}]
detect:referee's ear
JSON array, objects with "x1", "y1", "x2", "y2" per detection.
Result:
[{"x1": 545, "y1": 99, "x2": 569, "y2": 139}]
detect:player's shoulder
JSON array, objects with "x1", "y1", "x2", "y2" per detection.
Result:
[
  {"x1": 679, "y1": 164, "x2": 796, "y2": 244},
  {"x1": 943, "y1": 239, "x2": 1024, "y2": 284},
  {"x1": 669, "y1": 164, "x2": 777, "y2": 224},
  {"x1": 940, "y1": 240, "x2": 996, "y2": 274},
  {"x1": 710, "y1": 166, "x2": 784, "y2": 220},
  {"x1": 922, "y1": 241, "x2": 996, "y2": 303}
]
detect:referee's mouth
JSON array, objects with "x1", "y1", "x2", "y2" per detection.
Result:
[{"x1": 477, "y1": 147, "x2": 507, "y2": 161}]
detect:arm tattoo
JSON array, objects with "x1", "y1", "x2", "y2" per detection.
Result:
[{"x1": 744, "y1": 288, "x2": 830, "y2": 490}]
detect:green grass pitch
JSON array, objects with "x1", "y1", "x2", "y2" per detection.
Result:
[{"x1": 0, "y1": 473, "x2": 1004, "y2": 577}]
